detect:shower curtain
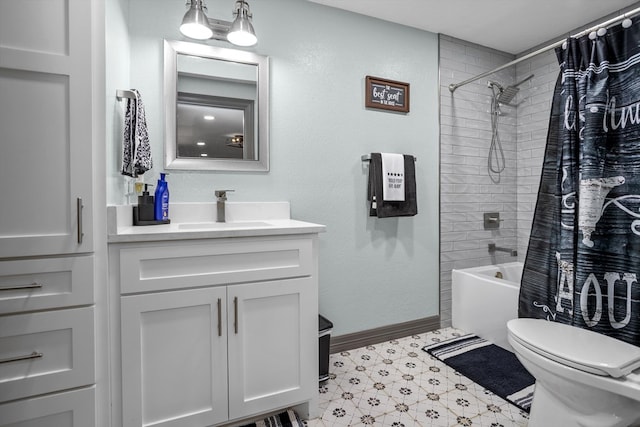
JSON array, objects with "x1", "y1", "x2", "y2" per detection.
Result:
[{"x1": 520, "y1": 21, "x2": 640, "y2": 346}]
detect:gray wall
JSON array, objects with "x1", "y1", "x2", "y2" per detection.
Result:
[{"x1": 106, "y1": 0, "x2": 441, "y2": 336}]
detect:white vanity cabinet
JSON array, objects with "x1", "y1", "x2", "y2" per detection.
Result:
[
  {"x1": 0, "y1": 0, "x2": 100, "y2": 424},
  {"x1": 110, "y1": 233, "x2": 320, "y2": 427}
]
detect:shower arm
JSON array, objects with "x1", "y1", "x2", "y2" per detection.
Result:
[
  {"x1": 511, "y1": 73, "x2": 535, "y2": 89},
  {"x1": 448, "y1": 5, "x2": 640, "y2": 93}
]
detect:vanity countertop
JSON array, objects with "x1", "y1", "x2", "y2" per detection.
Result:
[{"x1": 107, "y1": 203, "x2": 326, "y2": 243}]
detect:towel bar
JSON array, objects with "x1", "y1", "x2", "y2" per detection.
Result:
[{"x1": 361, "y1": 154, "x2": 417, "y2": 162}]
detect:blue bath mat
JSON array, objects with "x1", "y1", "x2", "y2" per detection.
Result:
[{"x1": 423, "y1": 334, "x2": 535, "y2": 412}]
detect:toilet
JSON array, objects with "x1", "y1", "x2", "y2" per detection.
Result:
[{"x1": 507, "y1": 318, "x2": 640, "y2": 427}]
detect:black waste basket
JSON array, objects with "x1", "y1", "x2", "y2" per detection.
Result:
[{"x1": 319, "y1": 315, "x2": 333, "y2": 382}]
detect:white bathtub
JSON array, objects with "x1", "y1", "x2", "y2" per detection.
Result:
[{"x1": 451, "y1": 262, "x2": 522, "y2": 350}]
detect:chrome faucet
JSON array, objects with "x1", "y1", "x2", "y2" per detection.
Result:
[
  {"x1": 488, "y1": 243, "x2": 517, "y2": 257},
  {"x1": 215, "y1": 190, "x2": 234, "y2": 222}
]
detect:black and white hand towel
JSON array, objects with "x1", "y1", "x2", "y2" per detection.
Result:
[
  {"x1": 381, "y1": 153, "x2": 405, "y2": 201},
  {"x1": 121, "y1": 89, "x2": 153, "y2": 177},
  {"x1": 368, "y1": 152, "x2": 417, "y2": 218}
]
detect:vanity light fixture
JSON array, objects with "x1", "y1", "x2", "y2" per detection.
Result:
[
  {"x1": 180, "y1": 0, "x2": 213, "y2": 40},
  {"x1": 227, "y1": 0, "x2": 257, "y2": 47},
  {"x1": 179, "y1": 0, "x2": 258, "y2": 47}
]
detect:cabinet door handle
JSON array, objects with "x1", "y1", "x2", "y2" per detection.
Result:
[
  {"x1": 0, "y1": 282, "x2": 42, "y2": 291},
  {"x1": 233, "y1": 296, "x2": 238, "y2": 334},
  {"x1": 0, "y1": 351, "x2": 43, "y2": 364},
  {"x1": 77, "y1": 197, "x2": 84, "y2": 244},
  {"x1": 217, "y1": 298, "x2": 222, "y2": 337}
]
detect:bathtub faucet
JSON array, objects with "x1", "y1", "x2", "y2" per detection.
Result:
[{"x1": 488, "y1": 243, "x2": 517, "y2": 257}]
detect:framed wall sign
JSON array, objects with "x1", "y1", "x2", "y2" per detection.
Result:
[{"x1": 365, "y1": 76, "x2": 410, "y2": 113}]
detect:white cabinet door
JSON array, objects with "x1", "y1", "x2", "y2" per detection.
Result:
[
  {"x1": 227, "y1": 277, "x2": 316, "y2": 419},
  {"x1": 0, "y1": 0, "x2": 93, "y2": 258},
  {"x1": 121, "y1": 287, "x2": 228, "y2": 427},
  {"x1": 0, "y1": 387, "x2": 95, "y2": 427}
]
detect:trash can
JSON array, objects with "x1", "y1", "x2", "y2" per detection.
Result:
[{"x1": 319, "y1": 315, "x2": 333, "y2": 382}]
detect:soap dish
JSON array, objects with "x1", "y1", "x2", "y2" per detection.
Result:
[
  {"x1": 132, "y1": 206, "x2": 171, "y2": 226},
  {"x1": 133, "y1": 219, "x2": 171, "y2": 226}
]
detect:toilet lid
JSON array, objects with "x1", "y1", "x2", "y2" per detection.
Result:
[{"x1": 507, "y1": 318, "x2": 640, "y2": 378}]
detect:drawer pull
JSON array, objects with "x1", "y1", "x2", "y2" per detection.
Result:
[
  {"x1": 217, "y1": 298, "x2": 222, "y2": 337},
  {"x1": 233, "y1": 296, "x2": 238, "y2": 334},
  {"x1": 0, "y1": 282, "x2": 43, "y2": 291},
  {"x1": 0, "y1": 351, "x2": 43, "y2": 364}
]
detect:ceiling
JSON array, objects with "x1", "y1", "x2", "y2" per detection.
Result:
[{"x1": 308, "y1": 0, "x2": 640, "y2": 54}]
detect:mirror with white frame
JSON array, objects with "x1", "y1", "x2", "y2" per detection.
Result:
[{"x1": 164, "y1": 40, "x2": 269, "y2": 171}]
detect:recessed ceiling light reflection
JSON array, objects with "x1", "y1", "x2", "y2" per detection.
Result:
[
  {"x1": 203, "y1": 115, "x2": 215, "y2": 121},
  {"x1": 200, "y1": 153, "x2": 208, "y2": 157},
  {"x1": 196, "y1": 141, "x2": 206, "y2": 146}
]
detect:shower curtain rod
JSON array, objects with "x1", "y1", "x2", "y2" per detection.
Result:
[{"x1": 448, "y1": 5, "x2": 640, "y2": 93}]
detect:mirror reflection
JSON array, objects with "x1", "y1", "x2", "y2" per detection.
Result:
[
  {"x1": 176, "y1": 93, "x2": 254, "y2": 159},
  {"x1": 164, "y1": 40, "x2": 269, "y2": 171},
  {"x1": 176, "y1": 53, "x2": 256, "y2": 160}
]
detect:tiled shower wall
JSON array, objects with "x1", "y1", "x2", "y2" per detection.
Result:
[
  {"x1": 439, "y1": 34, "x2": 558, "y2": 327},
  {"x1": 439, "y1": 35, "x2": 518, "y2": 327},
  {"x1": 515, "y1": 51, "x2": 559, "y2": 257}
]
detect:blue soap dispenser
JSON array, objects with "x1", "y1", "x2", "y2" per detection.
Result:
[{"x1": 154, "y1": 173, "x2": 170, "y2": 221}]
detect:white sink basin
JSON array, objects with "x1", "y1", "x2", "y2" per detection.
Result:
[{"x1": 177, "y1": 221, "x2": 272, "y2": 231}]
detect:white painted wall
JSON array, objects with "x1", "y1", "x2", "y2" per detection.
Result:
[
  {"x1": 106, "y1": 0, "x2": 440, "y2": 336},
  {"x1": 106, "y1": 0, "x2": 131, "y2": 207}
]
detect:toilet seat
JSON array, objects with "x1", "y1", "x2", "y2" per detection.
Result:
[{"x1": 507, "y1": 318, "x2": 640, "y2": 378}]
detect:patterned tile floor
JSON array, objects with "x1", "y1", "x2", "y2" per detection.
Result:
[{"x1": 306, "y1": 327, "x2": 530, "y2": 427}]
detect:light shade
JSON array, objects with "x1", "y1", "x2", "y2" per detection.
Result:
[
  {"x1": 227, "y1": 1, "x2": 257, "y2": 47},
  {"x1": 180, "y1": 0, "x2": 213, "y2": 40}
]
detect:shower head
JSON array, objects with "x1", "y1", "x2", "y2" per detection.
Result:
[
  {"x1": 495, "y1": 74, "x2": 534, "y2": 105},
  {"x1": 496, "y1": 86, "x2": 519, "y2": 105}
]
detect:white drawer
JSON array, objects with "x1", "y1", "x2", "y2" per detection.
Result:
[
  {"x1": 0, "y1": 307, "x2": 95, "y2": 403},
  {"x1": 0, "y1": 256, "x2": 94, "y2": 315},
  {"x1": 0, "y1": 386, "x2": 95, "y2": 427},
  {"x1": 118, "y1": 237, "x2": 314, "y2": 294}
]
